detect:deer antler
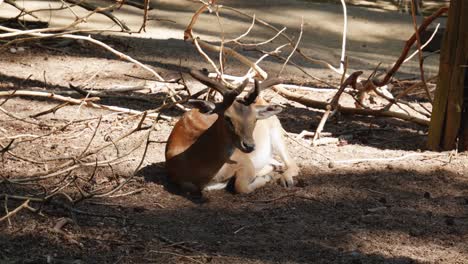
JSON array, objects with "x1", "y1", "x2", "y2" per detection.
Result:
[
  {"x1": 189, "y1": 69, "x2": 249, "y2": 109},
  {"x1": 190, "y1": 69, "x2": 230, "y2": 95},
  {"x1": 242, "y1": 77, "x2": 283, "y2": 105}
]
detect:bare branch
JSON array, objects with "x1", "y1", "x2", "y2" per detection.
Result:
[{"x1": 279, "y1": 17, "x2": 303, "y2": 76}]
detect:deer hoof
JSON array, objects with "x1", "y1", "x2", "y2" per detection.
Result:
[
  {"x1": 280, "y1": 166, "x2": 299, "y2": 187},
  {"x1": 280, "y1": 175, "x2": 294, "y2": 188}
]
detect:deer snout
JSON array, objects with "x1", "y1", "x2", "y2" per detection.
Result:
[{"x1": 240, "y1": 141, "x2": 255, "y2": 153}]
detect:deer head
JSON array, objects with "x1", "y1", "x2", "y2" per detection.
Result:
[{"x1": 189, "y1": 70, "x2": 283, "y2": 153}]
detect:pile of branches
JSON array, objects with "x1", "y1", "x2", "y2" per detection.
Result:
[
  {"x1": 0, "y1": 0, "x2": 448, "y2": 224},
  {"x1": 183, "y1": 0, "x2": 447, "y2": 142},
  {"x1": 0, "y1": 0, "x2": 188, "y2": 225}
]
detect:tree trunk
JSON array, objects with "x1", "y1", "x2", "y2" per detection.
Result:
[
  {"x1": 427, "y1": 0, "x2": 468, "y2": 151},
  {"x1": 460, "y1": 68, "x2": 468, "y2": 150}
]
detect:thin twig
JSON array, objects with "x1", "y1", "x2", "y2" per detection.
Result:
[
  {"x1": 410, "y1": 0, "x2": 432, "y2": 103},
  {"x1": 334, "y1": 152, "x2": 449, "y2": 165},
  {"x1": 0, "y1": 199, "x2": 31, "y2": 222},
  {"x1": 150, "y1": 250, "x2": 205, "y2": 264},
  {"x1": 0, "y1": 90, "x2": 171, "y2": 120},
  {"x1": 279, "y1": 17, "x2": 303, "y2": 76}
]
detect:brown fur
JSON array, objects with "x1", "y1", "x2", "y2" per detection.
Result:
[
  {"x1": 165, "y1": 71, "x2": 296, "y2": 194},
  {"x1": 165, "y1": 101, "x2": 278, "y2": 193}
]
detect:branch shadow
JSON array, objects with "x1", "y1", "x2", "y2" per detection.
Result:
[
  {"x1": 3, "y1": 0, "x2": 445, "y2": 77},
  {"x1": 1, "y1": 166, "x2": 467, "y2": 263}
]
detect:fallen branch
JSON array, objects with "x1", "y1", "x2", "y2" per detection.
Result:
[
  {"x1": 150, "y1": 250, "x2": 205, "y2": 264},
  {"x1": 63, "y1": 0, "x2": 130, "y2": 31},
  {"x1": 0, "y1": 24, "x2": 187, "y2": 111},
  {"x1": 334, "y1": 152, "x2": 449, "y2": 165},
  {"x1": 311, "y1": 69, "x2": 363, "y2": 145},
  {"x1": 273, "y1": 85, "x2": 429, "y2": 126},
  {"x1": 0, "y1": 199, "x2": 33, "y2": 222},
  {"x1": 0, "y1": 90, "x2": 171, "y2": 120},
  {"x1": 5, "y1": 0, "x2": 41, "y2": 20}
]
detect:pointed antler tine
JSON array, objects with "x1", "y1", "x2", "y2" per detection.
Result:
[
  {"x1": 242, "y1": 77, "x2": 283, "y2": 105},
  {"x1": 243, "y1": 79, "x2": 260, "y2": 105},
  {"x1": 233, "y1": 77, "x2": 250, "y2": 95},
  {"x1": 189, "y1": 69, "x2": 229, "y2": 95},
  {"x1": 221, "y1": 77, "x2": 250, "y2": 108},
  {"x1": 190, "y1": 69, "x2": 252, "y2": 110}
]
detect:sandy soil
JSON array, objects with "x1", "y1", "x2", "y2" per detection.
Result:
[{"x1": 1, "y1": 0, "x2": 467, "y2": 263}]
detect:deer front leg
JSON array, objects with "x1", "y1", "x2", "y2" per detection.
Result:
[
  {"x1": 255, "y1": 158, "x2": 286, "y2": 178},
  {"x1": 269, "y1": 118, "x2": 299, "y2": 187},
  {"x1": 235, "y1": 169, "x2": 272, "y2": 194},
  {"x1": 233, "y1": 153, "x2": 272, "y2": 194},
  {"x1": 208, "y1": 163, "x2": 272, "y2": 194},
  {"x1": 207, "y1": 151, "x2": 272, "y2": 193}
]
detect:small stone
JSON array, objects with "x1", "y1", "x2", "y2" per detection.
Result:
[
  {"x1": 328, "y1": 162, "x2": 335, "y2": 168},
  {"x1": 378, "y1": 197, "x2": 387, "y2": 204},
  {"x1": 9, "y1": 47, "x2": 17, "y2": 53},
  {"x1": 17, "y1": 47, "x2": 25, "y2": 52},
  {"x1": 424, "y1": 192, "x2": 431, "y2": 199}
]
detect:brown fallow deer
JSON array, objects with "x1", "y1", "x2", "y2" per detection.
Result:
[{"x1": 165, "y1": 69, "x2": 299, "y2": 194}]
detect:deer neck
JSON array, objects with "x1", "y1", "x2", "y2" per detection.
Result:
[{"x1": 201, "y1": 113, "x2": 236, "y2": 163}]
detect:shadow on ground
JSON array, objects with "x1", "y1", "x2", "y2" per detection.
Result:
[{"x1": 3, "y1": 166, "x2": 466, "y2": 263}]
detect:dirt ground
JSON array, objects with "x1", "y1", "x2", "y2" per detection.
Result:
[{"x1": 1, "y1": 0, "x2": 467, "y2": 263}]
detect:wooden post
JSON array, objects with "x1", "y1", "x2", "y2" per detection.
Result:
[{"x1": 427, "y1": 0, "x2": 468, "y2": 151}]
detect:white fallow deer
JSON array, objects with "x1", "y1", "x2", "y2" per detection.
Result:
[{"x1": 165, "y1": 69, "x2": 299, "y2": 194}]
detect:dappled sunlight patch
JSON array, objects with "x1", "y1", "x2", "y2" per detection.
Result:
[{"x1": 341, "y1": 230, "x2": 466, "y2": 263}]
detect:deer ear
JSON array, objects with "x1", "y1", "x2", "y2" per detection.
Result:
[{"x1": 255, "y1": 105, "x2": 283, "y2": 120}]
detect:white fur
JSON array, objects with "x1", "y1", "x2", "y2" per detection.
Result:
[
  {"x1": 205, "y1": 114, "x2": 298, "y2": 191},
  {"x1": 204, "y1": 182, "x2": 229, "y2": 191},
  {"x1": 249, "y1": 117, "x2": 273, "y2": 171},
  {"x1": 249, "y1": 115, "x2": 298, "y2": 186}
]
